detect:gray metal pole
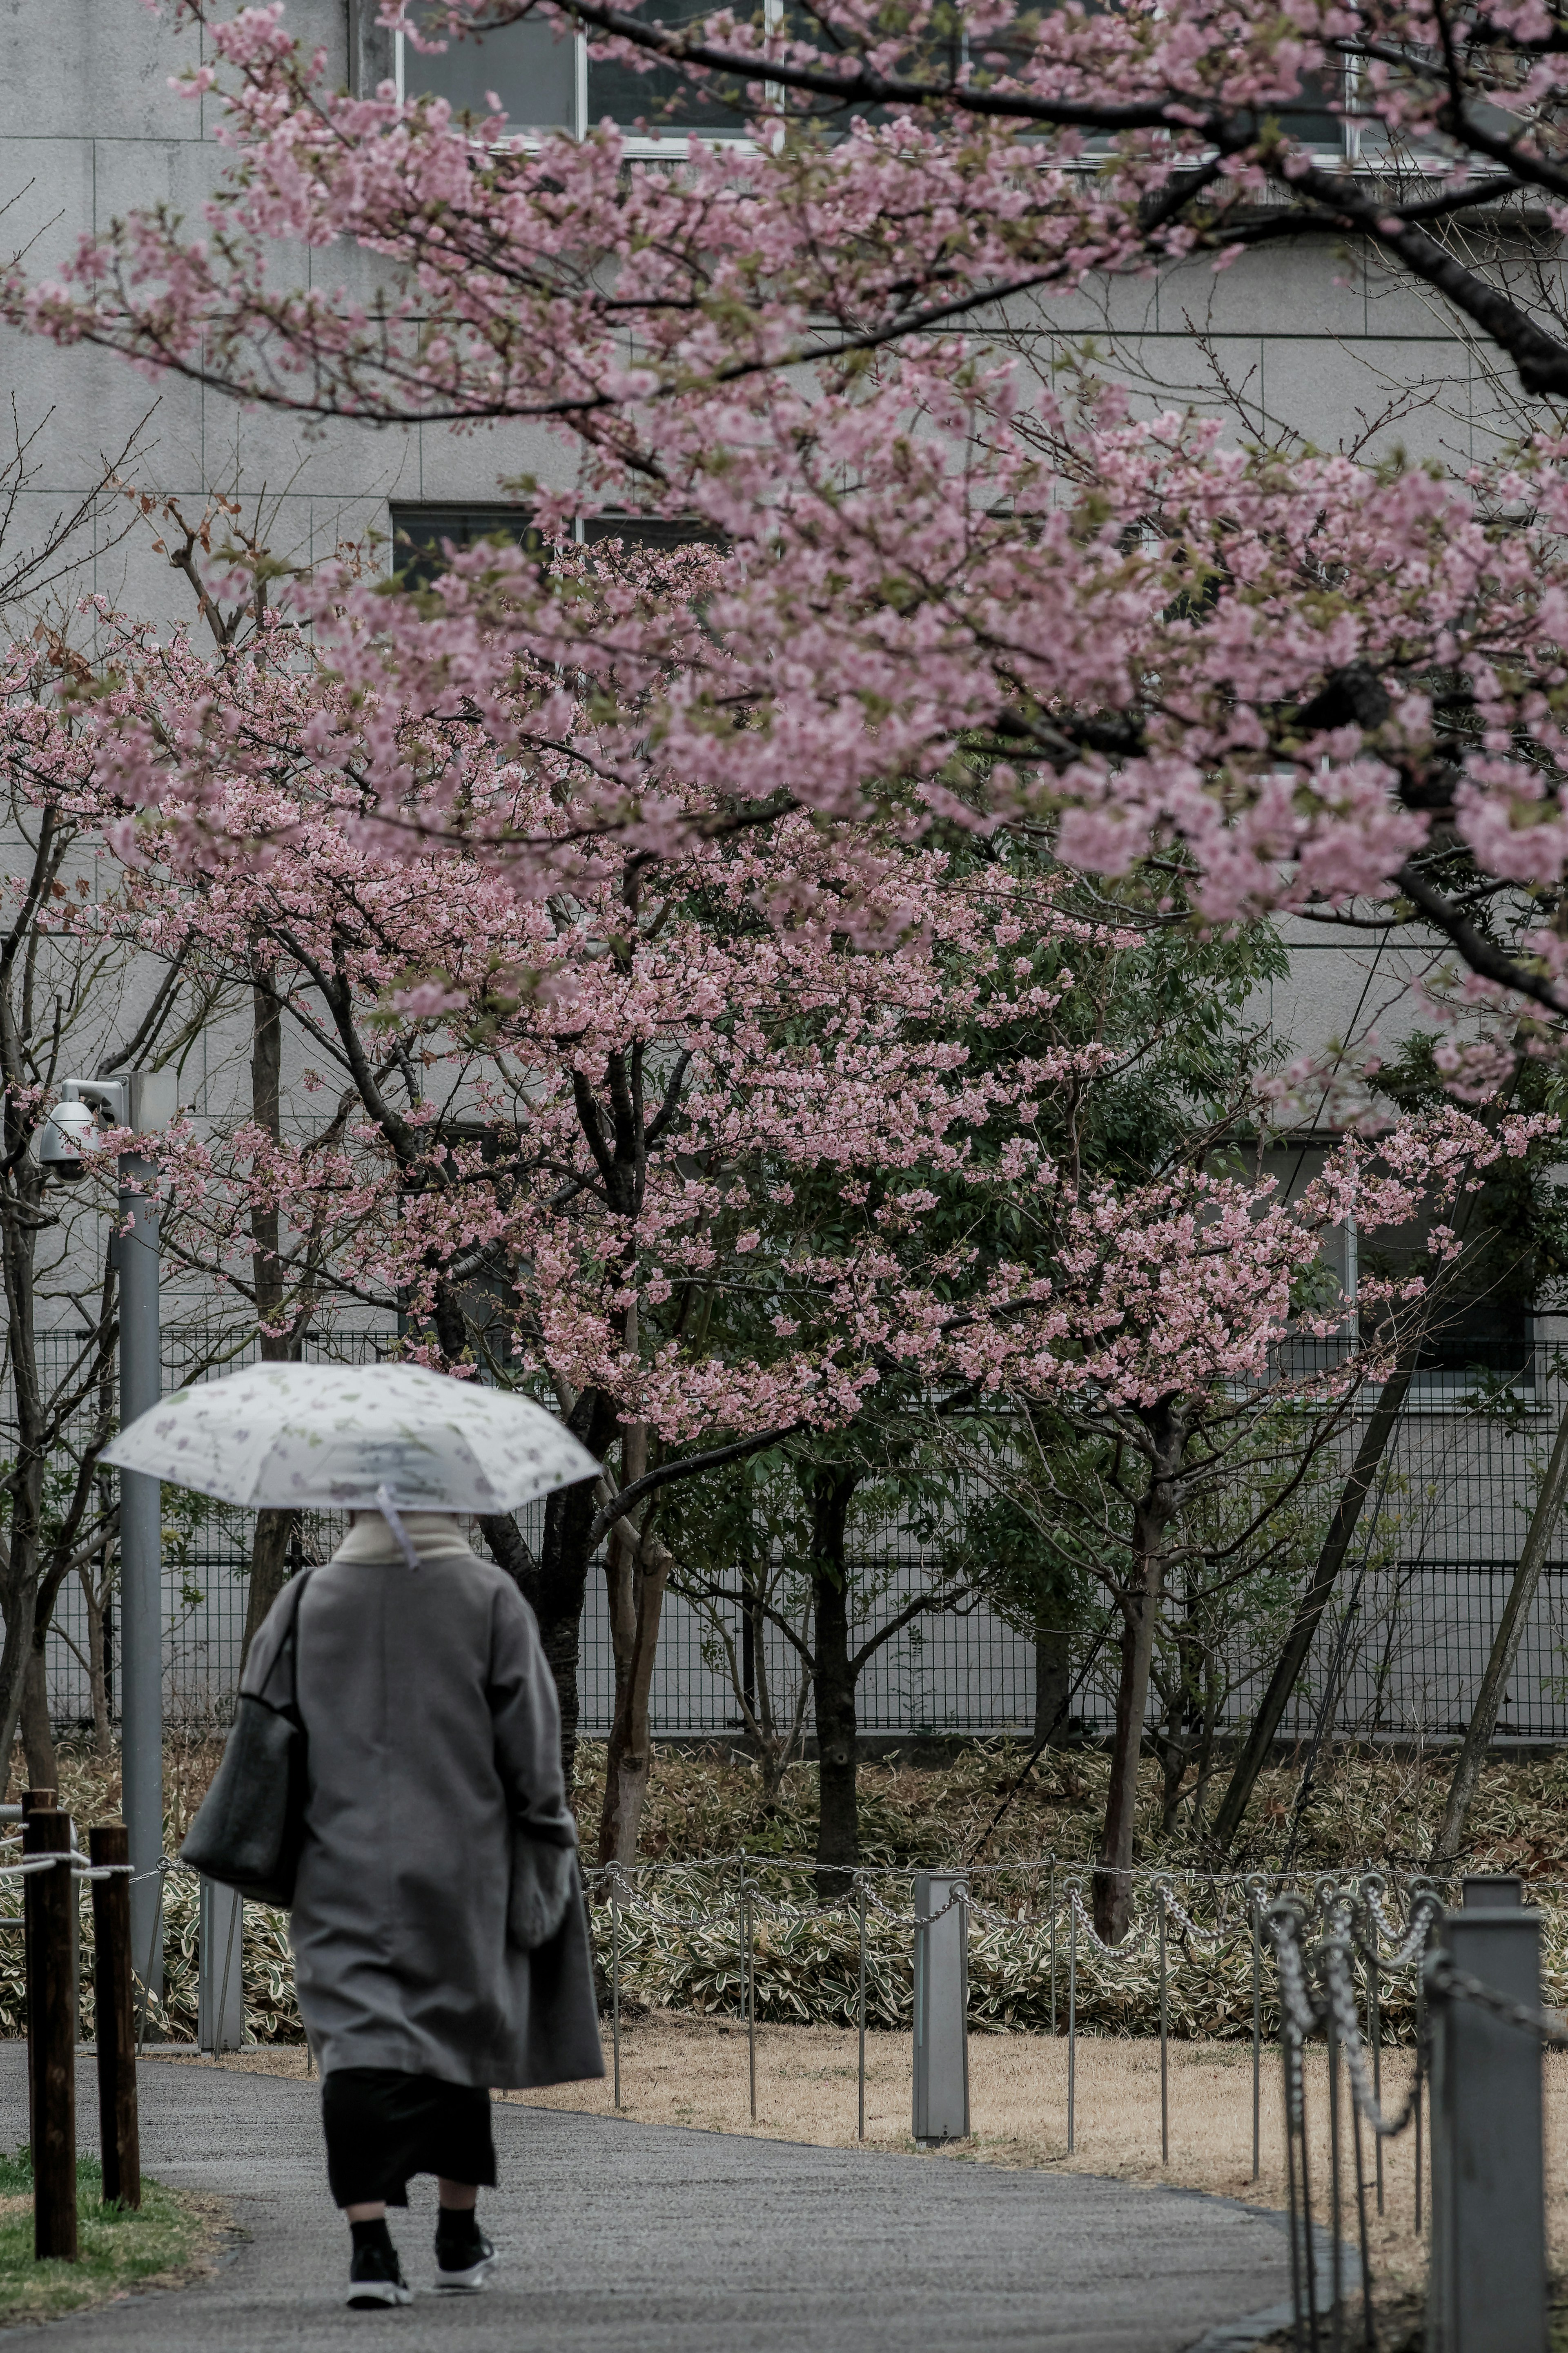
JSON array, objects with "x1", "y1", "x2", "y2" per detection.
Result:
[
  {"x1": 117, "y1": 1152, "x2": 163, "y2": 2008},
  {"x1": 1425, "y1": 1892, "x2": 1548, "y2": 2353},
  {"x1": 912, "y1": 1871, "x2": 969, "y2": 2145},
  {"x1": 198, "y1": 1880, "x2": 245, "y2": 2052}
]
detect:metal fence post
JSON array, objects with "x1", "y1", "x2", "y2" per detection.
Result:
[
  {"x1": 1049, "y1": 1856, "x2": 1057, "y2": 2035},
  {"x1": 856, "y1": 1875, "x2": 867, "y2": 2144},
  {"x1": 24, "y1": 1808, "x2": 76, "y2": 2262},
  {"x1": 1425, "y1": 1884, "x2": 1547, "y2": 2353},
  {"x1": 1251, "y1": 1896, "x2": 1262, "y2": 2183},
  {"x1": 1158, "y1": 1886, "x2": 1169, "y2": 2166},
  {"x1": 1067, "y1": 1896, "x2": 1077, "y2": 2156},
  {"x1": 609, "y1": 1871, "x2": 622, "y2": 2111},
  {"x1": 198, "y1": 1879, "x2": 245, "y2": 2054},
  {"x1": 744, "y1": 1878, "x2": 756, "y2": 2124},
  {"x1": 912, "y1": 1871, "x2": 969, "y2": 2145},
  {"x1": 88, "y1": 1824, "x2": 140, "y2": 2210},
  {"x1": 118, "y1": 1147, "x2": 163, "y2": 2010}
]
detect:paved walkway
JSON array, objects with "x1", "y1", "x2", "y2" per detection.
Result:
[{"x1": 0, "y1": 2047, "x2": 1297, "y2": 2351}]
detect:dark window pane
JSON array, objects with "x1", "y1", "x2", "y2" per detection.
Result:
[
  {"x1": 588, "y1": 0, "x2": 750, "y2": 132},
  {"x1": 1414, "y1": 1302, "x2": 1535, "y2": 1384},
  {"x1": 404, "y1": 7, "x2": 575, "y2": 130},
  {"x1": 581, "y1": 514, "x2": 721, "y2": 550},
  {"x1": 1270, "y1": 67, "x2": 1341, "y2": 146},
  {"x1": 388, "y1": 502, "x2": 543, "y2": 586},
  {"x1": 388, "y1": 506, "x2": 717, "y2": 586}
]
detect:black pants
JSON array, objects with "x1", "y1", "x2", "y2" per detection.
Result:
[{"x1": 322, "y1": 2068, "x2": 498, "y2": 2208}]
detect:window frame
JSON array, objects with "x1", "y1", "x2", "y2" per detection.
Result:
[{"x1": 393, "y1": 9, "x2": 776, "y2": 157}]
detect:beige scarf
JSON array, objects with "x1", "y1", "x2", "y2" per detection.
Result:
[{"x1": 332, "y1": 1510, "x2": 476, "y2": 1568}]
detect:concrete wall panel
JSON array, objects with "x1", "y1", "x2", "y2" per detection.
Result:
[{"x1": 0, "y1": 0, "x2": 202, "y2": 145}]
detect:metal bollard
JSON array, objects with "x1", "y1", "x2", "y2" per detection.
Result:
[
  {"x1": 1425, "y1": 1890, "x2": 1547, "y2": 2353},
  {"x1": 912, "y1": 1871, "x2": 969, "y2": 2145},
  {"x1": 198, "y1": 1880, "x2": 246, "y2": 2054},
  {"x1": 24, "y1": 1808, "x2": 77, "y2": 2262},
  {"x1": 88, "y1": 1825, "x2": 140, "y2": 2209}
]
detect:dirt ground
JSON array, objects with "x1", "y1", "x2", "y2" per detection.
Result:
[{"x1": 149, "y1": 2017, "x2": 1568, "y2": 2338}]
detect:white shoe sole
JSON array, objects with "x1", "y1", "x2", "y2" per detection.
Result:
[
  {"x1": 347, "y1": 2282, "x2": 412, "y2": 2308},
  {"x1": 432, "y1": 2256, "x2": 497, "y2": 2294}
]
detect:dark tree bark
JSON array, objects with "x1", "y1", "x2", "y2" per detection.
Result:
[
  {"x1": 809, "y1": 1465, "x2": 862, "y2": 1898},
  {"x1": 242, "y1": 1509, "x2": 295, "y2": 1663},
  {"x1": 1435, "y1": 1393, "x2": 1568, "y2": 1863},
  {"x1": 1033, "y1": 1624, "x2": 1071, "y2": 1749},
  {"x1": 519, "y1": 1386, "x2": 618, "y2": 1787},
  {"x1": 1210, "y1": 1358, "x2": 1416, "y2": 1854},
  {"x1": 1093, "y1": 1399, "x2": 1183, "y2": 1944},
  {"x1": 241, "y1": 967, "x2": 296, "y2": 1668},
  {"x1": 0, "y1": 819, "x2": 62, "y2": 1778},
  {"x1": 18, "y1": 1642, "x2": 55, "y2": 1790},
  {"x1": 599, "y1": 1423, "x2": 673, "y2": 1866},
  {"x1": 478, "y1": 1509, "x2": 536, "y2": 1593}
]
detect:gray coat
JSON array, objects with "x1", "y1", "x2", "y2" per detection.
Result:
[{"x1": 241, "y1": 1513, "x2": 604, "y2": 2090}]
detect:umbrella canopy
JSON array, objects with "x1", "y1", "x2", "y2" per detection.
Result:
[{"x1": 100, "y1": 1362, "x2": 599, "y2": 1513}]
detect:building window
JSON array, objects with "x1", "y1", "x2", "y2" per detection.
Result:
[
  {"x1": 388, "y1": 503, "x2": 543, "y2": 586},
  {"x1": 398, "y1": 3, "x2": 750, "y2": 141},
  {"x1": 388, "y1": 503, "x2": 717, "y2": 584},
  {"x1": 387, "y1": 11, "x2": 1371, "y2": 160}
]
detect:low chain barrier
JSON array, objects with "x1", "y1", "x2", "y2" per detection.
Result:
[{"x1": 22, "y1": 1815, "x2": 1568, "y2": 2342}]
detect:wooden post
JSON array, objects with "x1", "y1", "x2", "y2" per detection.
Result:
[
  {"x1": 88, "y1": 1825, "x2": 140, "y2": 2210},
  {"x1": 19, "y1": 1789, "x2": 55, "y2": 2170},
  {"x1": 24, "y1": 1807, "x2": 76, "y2": 2262}
]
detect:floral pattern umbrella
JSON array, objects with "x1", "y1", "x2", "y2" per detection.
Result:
[{"x1": 100, "y1": 1362, "x2": 599, "y2": 1512}]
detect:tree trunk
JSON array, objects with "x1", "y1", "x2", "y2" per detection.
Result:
[
  {"x1": 598, "y1": 1520, "x2": 670, "y2": 1864},
  {"x1": 241, "y1": 1509, "x2": 296, "y2": 1666},
  {"x1": 599, "y1": 1425, "x2": 644, "y2": 1861},
  {"x1": 1210, "y1": 1356, "x2": 1415, "y2": 1854},
  {"x1": 240, "y1": 966, "x2": 298, "y2": 1671},
  {"x1": 478, "y1": 1510, "x2": 535, "y2": 1595},
  {"x1": 1094, "y1": 1403, "x2": 1182, "y2": 1944},
  {"x1": 810, "y1": 1467, "x2": 861, "y2": 1898},
  {"x1": 85, "y1": 1579, "x2": 111, "y2": 1758},
  {"x1": 18, "y1": 1641, "x2": 55, "y2": 1791},
  {"x1": 519, "y1": 1387, "x2": 617, "y2": 1788},
  {"x1": 1434, "y1": 1392, "x2": 1568, "y2": 1863},
  {"x1": 1033, "y1": 1624, "x2": 1071, "y2": 1749},
  {"x1": 598, "y1": 1424, "x2": 673, "y2": 1865},
  {"x1": 0, "y1": 1191, "x2": 47, "y2": 1775}
]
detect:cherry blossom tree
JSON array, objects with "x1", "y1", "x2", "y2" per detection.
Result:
[
  {"x1": 19, "y1": 2, "x2": 1568, "y2": 1070},
  {"x1": 56, "y1": 556, "x2": 1156, "y2": 1863},
  {"x1": 35, "y1": 593, "x2": 1536, "y2": 1909}
]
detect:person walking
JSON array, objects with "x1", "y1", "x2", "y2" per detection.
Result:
[{"x1": 238, "y1": 1503, "x2": 604, "y2": 2307}]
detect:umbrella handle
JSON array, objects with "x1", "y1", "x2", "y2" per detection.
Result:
[{"x1": 375, "y1": 1484, "x2": 421, "y2": 1571}]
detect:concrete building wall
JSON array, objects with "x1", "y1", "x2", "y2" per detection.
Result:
[{"x1": 0, "y1": 0, "x2": 1508, "y2": 635}]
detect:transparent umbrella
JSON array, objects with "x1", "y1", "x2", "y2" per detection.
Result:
[{"x1": 100, "y1": 1361, "x2": 599, "y2": 1514}]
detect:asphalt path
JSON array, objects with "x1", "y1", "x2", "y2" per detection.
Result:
[{"x1": 0, "y1": 2045, "x2": 1301, "y2": 2351}]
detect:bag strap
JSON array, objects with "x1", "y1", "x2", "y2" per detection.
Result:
[
  {"x1": 279, "y1": 1567, "x2": 313, "y2": 1715},
  {"x1": 248, "y1": 1568, "x2": 313, "y2": 1724}
]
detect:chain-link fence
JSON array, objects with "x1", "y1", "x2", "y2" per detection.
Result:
[{"x1": 33, "y1": 1318, "x2": 1568, "y2": 1743}]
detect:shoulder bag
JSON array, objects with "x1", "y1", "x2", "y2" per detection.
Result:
[{"x1": 180, "y1": 1571, "x2": 312, "y2": 1909}]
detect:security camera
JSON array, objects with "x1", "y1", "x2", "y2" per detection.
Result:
[
  {"x1": 36, "y1": 1079, "x2": 128, "y2": 1182},
  {"x1": 38, "y1": 1099, "x2": 101, "y2": 1180}
]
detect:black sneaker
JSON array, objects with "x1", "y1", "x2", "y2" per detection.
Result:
[
  {"x1": 433, "y1": 2227, "x2": 497, "y2": 2294},
  {"x1": 347, "y1": 2241, "x2": 412, "y2": 2309}
]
